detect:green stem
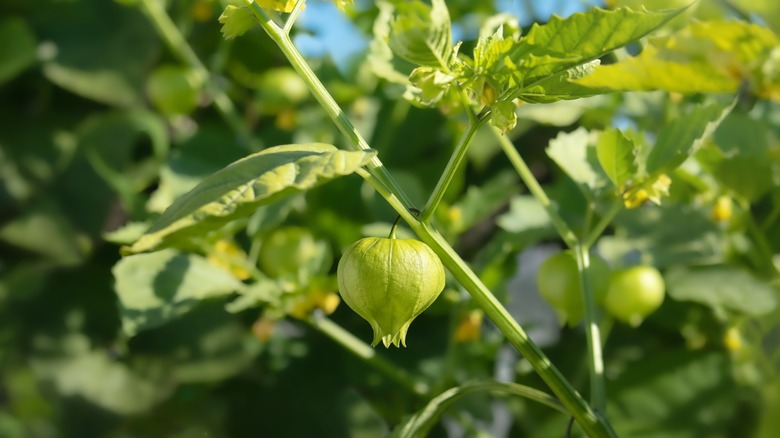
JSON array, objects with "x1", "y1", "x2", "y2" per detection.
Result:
[
  {"x1": 248, "y1": 3, "x2": 614, "y2": 435},
  {"x1": 574, "y1": 244, "x2": 606, "y2": 413},
  {"x1": 139, "y1": 0, "x2": 259, "y2": 150},
  {"x1": 583, "y1": 200, "x2": 622, "y2": 249},
  {"x1": 420, "y1": 117, "x2": 485, "y2": 222},
  {"x1": 283, "y1": 0, "x2": 306, "y2": 34},
  {"x1": 493, "y1": 128, "x2": 578, "y2": 247},
  {"x1": 307, "y1": 312, "x2": 429, "y2": 398}
]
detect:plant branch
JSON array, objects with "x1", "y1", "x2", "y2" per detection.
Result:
[
  {"x1": 307, "y1": 312, "x2": 429, "y2": 398},
  {"x1": 248, "y1": 2, "x2": 615, "y2": 434},
  {"x1": 139, "y1": 0, "x2": 259, "y2": 149}
]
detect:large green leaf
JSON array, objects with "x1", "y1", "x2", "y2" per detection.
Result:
[
  {"x1": 576, "y1": 21, "x2": 780, "y2": 99},
  {"x1": 666, "y1": 266, "x2": 777, "y2": 317},
  {"x1": 113, "y1": 249, "x2": 245, "y2": 336},
  {"x1": 515, "y1": 60, "x2": 606, "y2": 103},
  {"x1": 390, "y1": 381, "x2": 564, "y2": 438},
  {"x1": 508, "y1": 6, "x2": 685, "y2": 96},
  {"x1": 646, "y1": 101, "x2": 734, "y2": 174},
  {"x1": 608, "y1": 351, "x2": 737, "y2": 437},
  {"x1": 40, "y1": 0, "x2": 159, "y2": 106},
  {"x1": 388, "y1": 0, "x2": 452, "y2": 68},
  {"x1": 127, "y1": 144, "x2": 376, "y2": 253}
]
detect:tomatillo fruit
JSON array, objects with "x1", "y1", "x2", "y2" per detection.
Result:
[
  {"x1": 604, "y1": 265, "x2": 665, "y2": 327},
  {"x1": 337, "y1": 236, "x2": 445, "y2": 348}
]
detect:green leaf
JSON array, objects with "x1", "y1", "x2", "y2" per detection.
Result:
[
  {"x1": 608, "y1": 351, "x2": 736, "y2": 437},
  {"x1": 130, "y1": 304, "x2": 256, "y2": 383},
  {"x1": 219, "y1": 5, "x2": 257, "y2": 40},
  {"x1": 113, "y1": 249, "x2": 245, "y2": 336},
  {"x1": 390, "y1": 381, "x2": 564, "y2": 438},
  {"x1": 0, "y1": 18, "x2": 37, "y2": 85},
  {"x1": 516, "y1": 60, "x2": 606, "y2": 103},
  {"x1": 366, "y1": 1, "x2": 412, "y2": 84},
  {"x1": 646, "y1": 100, "x2": 734, "y2": 174},
  {"x1": 489, "y1": 100, "x2": 517, "y2": 132},
  {"x1": 127, "y1": 144, "x2": 376, "y2": 254},
  {"x1": 31, "y1": 332, "x2": 175, "y2": 415},
  {"x1": 598, "y1": 203, "x2": 721, "y2": 268},
  {"x1": 41, "y1": 0, "x2": 159, "y2": 106},
  {"x1": 576, "y1": 21, "x2": 780, "y2": 99},
  {"x1": 546, "y1": 127, "x2": 608, "y2": 199},
  {"x1": 389, "y1": 0, "x2": 452, "y2": 68},
  {"x1": 597, "y1": 128, "x2": 638, "y2": 191},
  {"x1": 508, "y1": 6, "x2": 685, "y2": 95},
  {"x1": 666, "y1": 266, "x2": 777, "y2": 317}
]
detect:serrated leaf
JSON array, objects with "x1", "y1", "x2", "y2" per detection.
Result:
[
  {"x1": 666, "y1": 266, "x2": 777, "y2": 316},
  {"x1": 257, "y1": 0, "x2": 297, "y2": 13},
  {"x1": 597, "y1": 128, "x2": 637, "y2": 190},
  {"x1": 646, "y1": 100, "x2": 734, "y2": 174},
  {"x1": 113, "y1": 249, "x2": 245, "y2": 336},
  {"x1": 508, "y1": 6, "x2": 684, "y2": 93},
  {"x1": 516, "y1": 60, "x2": 605, "y2": 103},
  {"x1": 546, "y1": 127, "x2": 607, "y2": 199},
  {"x1": 576, "y1": 21, "x2": 780, "y2": 98},
  {"x1": 127, "y1": 144, "x2": 376, "y2": 254},
  {"x1": 389, "y1": 0, "x2": 452, "y2": 68},
  {"x1": 219, "y1": 5, "x2": 257, "y2": 40},
  {"x1": 390, "y1": 381, "x2": 563, "y2": 438},
  {"x1": 367, "y1": 1, "x2": 412, "y2": 84}
]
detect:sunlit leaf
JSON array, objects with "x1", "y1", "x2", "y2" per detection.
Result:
[
  {"x1": 219, "y1": 5, "x2": 257, "y2": 40},
  {"x1": 113, "y1": 249, "x2": 246, "y2": 336},
  {"x1": 507, "y1": 6, "x2": 685, "y2": 97},
  {"x1": 389, "y1": 0, "x2": 452, "y2": 68},
  {"x1": 546, "y1": 127, "x2": 608, "y2": 199},
  {"x1": 577, "y1": 21, "x2": 780, "y2": 100},
  {"x1": 127, "y1": 144, "x2": 376, "y2": 254},
  {"x1": 597, "y1": 128, "x2": 637, "y2": 191}
]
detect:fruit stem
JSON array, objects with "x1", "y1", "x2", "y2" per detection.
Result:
[{"x1": 389, "y1": 215, "x2": 401, "y2": 239}]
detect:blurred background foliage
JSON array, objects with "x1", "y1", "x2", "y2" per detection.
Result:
[{"x1": 1, "y1": 0, "x2": 779, "y2": 437}]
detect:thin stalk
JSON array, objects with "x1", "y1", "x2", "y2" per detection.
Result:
[
  {"x1": 248, "y1": 3, "x2": 615, "y2": 435},
  {"x1": 283, "y1": 0, "x2": 306, "y2": 34},
  {"x1": 583, "y1": 200, "x2": 622, "y2": 249},
  {"x1": 493, "y1": 128, "x2": 578, "y2": 247},
  {"x1": 139, "y1": 0, "x2": 259, "y2": 149},
  {"x1": 307, "y1": 312, "x2": 429, "y2": 398},
  {"x1": 574, "y1": 245, "x2": 606, "y2": 413},
  {"x1": 420, "y1": 118, "x2": 485, "y2": 222}
]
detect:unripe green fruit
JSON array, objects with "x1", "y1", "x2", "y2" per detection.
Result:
[
  {"x1": 146, "y1": 65, "x2": 204, "y2": 116},
  {"x1": 258, "y1": 227, "x2": 331, "y2": 280},
  {"x1": 536, "y1": 251, "x2": 610, "y2": 326},
  {"x1": 337, "y1": 237, "x2": 445, "y2": 348},
  {"x1": 604, "y1": 265, "x2": 665, "y2": 327}
]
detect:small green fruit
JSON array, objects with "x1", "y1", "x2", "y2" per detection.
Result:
[
  {"x1": 536, "y1": 251, "x2": 610, "y2": 326},
  {"x1": 604, "y1": 265, "x2": 665, "y2": 327},
  {"x1": 337, "y1": 237, "x2": 445, "y2": 348}
]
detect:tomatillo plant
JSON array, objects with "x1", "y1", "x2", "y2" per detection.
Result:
[{"x1": 337, "y1": 219, "x2": 445, "y2": 348}]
